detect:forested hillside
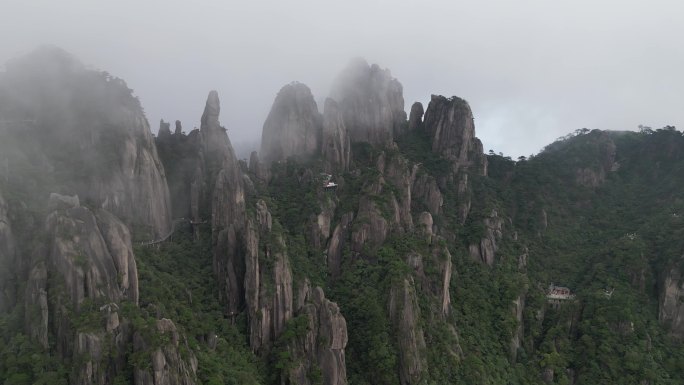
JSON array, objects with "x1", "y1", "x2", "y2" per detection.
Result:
[{"x1": 1, "y1": 48, "x2": 683, "y2": 385}]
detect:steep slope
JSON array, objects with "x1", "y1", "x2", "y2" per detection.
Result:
[
  {"x1": 158, "y1": 89, "x2": 350, "y2": 385},
  {"x1": 321, "y1": 98, "x2": 351, "y2": 173},
  {"x1": 0, "y1": 48, "x2": 194, "y2": 385},
  {"x1": 330, "y1": 58, "x2": 406, "y2": 145},
  {"x1": 0, "y1": 191, "x2": 16, "y2": 313},
  {"x1": 4, "y1": 49, "x2": 684, "y2": 385},
  {"x1": 260, "y1": 83, "x2": 322, "y2": 164},
  {"x1": 0, "y1": 46, "x2": 172, "y2": 239}
]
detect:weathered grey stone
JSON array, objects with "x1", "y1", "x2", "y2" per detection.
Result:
[
  {"x1": 327, "y1": 213, "x2": 354, "y2": 280},
  {"x1": 423, "y1": 95, "x2": 487, "y2": 176},
  {"x1": 418, "y1": 212, "x2": 433, "y2": 244},
  {"x1": 0, "y1": 191, "x2": 16, "y2": 313},
  {"x1": 0, "y1": 47, "x2": 173, "y2": 239},
  {"x1": 25, "y1": 263, "x2": 48, "y2": 349},
  {"x1": 248, "y1": 151, "x2": 269, "y2": 182},
  {"x1": 321, "y1": 98, "x2": 351, "y2": 172},
  {"x1": 382, "y1": 152, "x2": 417, "y2": 231},
  {"x1": 408, "y1": 102, "x2": 424, "y2": 132},
  {"x1": 260, "y1": 82, "x2": 322, "y2": 164},
  {"x1": 133, "y1": 318, "x2": 197, "y2": 385},
  {"x1": 48, "y1": 192, "x2": 80, "y2": 211},
  {"x1": 244, "y1": 201, "x2": 294, "y2": 354},
  {"x1": 330, "y1": 58, "x2": 406, "y2": 145},
  {"x1": 469, "y1": 210, "x2": 504, "y2": 266},
  {"x1": 660, "y1": 261, "x2": 684, "y2": 340},
  {"x1": 412, "y1": 172, "x2": 443, "y2": 217},
  {"x1": 510, "y1": 294, "x2": 525, "y2": 362},
  {"x1": 389, "y1": 277, "x2": 427, "y2": 385},
  {"x1": 158, "y1": 119, "x2": 172, "y2": 138},
  {"x1": 286, "y1": 286, "x2": 348, "y2": 385}
]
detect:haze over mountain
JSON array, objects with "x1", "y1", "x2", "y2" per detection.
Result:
[
  {"x1": 1, "y1": 46, "x2": 684, "y2": 385},
  {"x1": 2, "y1": 0, "x2": 683, "y2": 158}
]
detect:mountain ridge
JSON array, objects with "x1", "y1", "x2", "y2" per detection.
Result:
[{"x1": 0, "y1": 48, "x2": 683, "y2": 385}]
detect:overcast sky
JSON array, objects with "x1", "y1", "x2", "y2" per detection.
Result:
[{"x1": 2, "y1": 0, "x2": 683, "y2": 158}]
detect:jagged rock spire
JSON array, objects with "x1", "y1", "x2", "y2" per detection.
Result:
[
  {"x1": 408, "y1": 102, "x2": 424, "y2": 132},
  {"x1": 201, "y1": 90, "x2": 221, "y2": 131},
  {"x1": 423, "y1": 95, "x2": 487, "y2": 175}
]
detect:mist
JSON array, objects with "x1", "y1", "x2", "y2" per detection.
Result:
[{"x1": 2, "y1": 0, "x2": 683, "y2": 158}]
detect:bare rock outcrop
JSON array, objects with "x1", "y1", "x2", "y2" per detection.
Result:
[
  {"x1": 418, "y1": 212, "x2": 434, "y2": 244},
  {"x1": 261, "y1": 82, "x2": 322, "y2": 164},
  {"x1": 381, "y1": 152, "x2": 418, "y2": 231},
  {"x1": 327, "y1": 213, "x2": 354, "y2": 279},
  {"x1": 0, "y1": 191, "x2": 16, "y2": 312},
  {"x1": 25, "y1": 262, "x2": 49, "y2": 349},
  {"x1": 469, "y1": 209, "x2": 504, "y2": 266},
  {"x1": 0, "y1": 47, "x2": 173, "y2": 239},
  {"x1": 330, "y1": 58, "x2": 406, "y2": 145},
  {"x1": 321, "y1": 98, "x2": 351, "y2": 172},
  {"x1": 423, "y1": 95, "x2": 487, "y2": 176},
  {"x1": 659, "y1": 261, "x2": 684, "y2": 340},
  {"x1": 389, "y1": 277, "x2": 427, "y2": 385},
  {"x1": 158, "y1": 119, "x2": 172, "y2": 138},
  {"x1": 510, "y1": 294, "x2": 525, "y2": 362},
  {"x1": 311, "y1": 198, "x2": 336, "y2": 251},
  {"x1": 133, "y1": 318, "x2": 198, "y2": 385},
  {"x1": 244, "y1": 200, "x2": 294, "y2": 354},
  {"x1": 42, "y1": 199, "x2": 138, "y2": 310},
  {"x1": 21, "y1": 194, "x2": 189, "y2": 384},
  {"x1": 412, "y1": 172, "x2": 443, "y2": 216},
  {"x1": 198, "y1": 91, "x2": 248, "y2": 316},
  {"x1": 350, "y1": 152, "x2": 422, "y2": 254},
  {"x1": 212, "y1": 158, "x2": 247, "y2": 264},
  {"x1": 287, "y1": 285, "x2": 348, "y2": 385},
  {"x1": 408, "y1": 102, "x2": 424, "y2": 132},
  {"x1": 249, "y1": 151, "x2": 270, "y2": 182},
  {"x1": 351, "y1": 192, "x2": 390, "y2": 254},
  {"x1": 434, "y1": 244, "x2": 453, "y2": 318}
]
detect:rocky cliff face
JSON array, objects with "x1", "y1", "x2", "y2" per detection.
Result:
[
  {"x1": 351, "y1": 180, "x2": 391, "y2": 254},
  {"x1": 21, "y1": 193, "x2": 195, "y2": 384},
  {"x1": 510, "y1": 294, "x2": 525, "y2": 362},
  {"x1": 244, "y1": 200, "x2": 294, "y2": 353},
  {"x1": 95, "y1": 112, "x2": 172, "y2": 240},
  {"x1": 408, "y1": 102, "x2": 424, "y2": 132},
  {"x1": 0, "y1": 47, "x2": 172, "y2": 239},
  {"x1": 389, "y1": 277, "x2": 427, "y2": 385},
  {"x1": 41, "y1": 195, "x2": 137, "y2": 311},
  {"x1": 422, "y1": 95, "x2": 487, "y2": 176},
  {"x1": 0, "y1": 191, "x2": 16, "y2": 313},
  {"x1": 412, "y1": 172, "x2": 443, "y2": 217},
  {"x1": 468, "y1": 209, "x2": 505, "y2": 266},
  {"x1": 659, "y1": 261, "x2": 684, "y2": 340},
  {"x1": 133, "y1": 319, "x2": 198, "y2": 385},
  {"x1": 260, "y1": 83, "x2": 322, "y2": 164},
  {"x1": 330, "y1": 58, "x2": 406, "y2": 145},
  {"x1": 321, "y1": 98, "x2": 351, "y2": 172},
  {"x1": 156, "y1": 91, "x2": 247, "y2": 315},
  {"x1": 326, "y1": 212, "x2": 354, "y2": 280},
  {"x1": 287, "y1": 284, "x2": 348, "y2": 385}
]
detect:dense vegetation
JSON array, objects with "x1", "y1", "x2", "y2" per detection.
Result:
[{"x1": 3, "y1": 124, "x2": 684, "y2": 384}]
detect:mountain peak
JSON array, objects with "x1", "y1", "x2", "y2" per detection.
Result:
[{"x1": 330, "y1": 59, "x2": 406, "y2": 145}]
